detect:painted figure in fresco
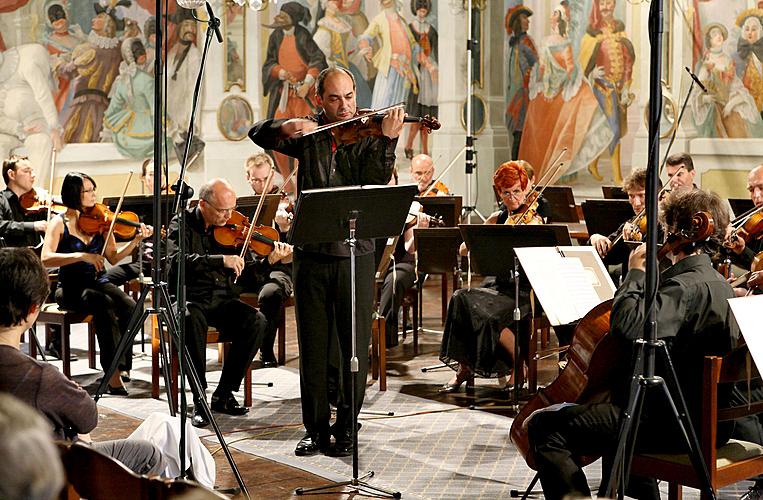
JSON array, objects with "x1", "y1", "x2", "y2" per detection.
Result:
[
  {"x1": 313, "y1": 0, "x2": 371, "y2": 108},
  {"x1": 262, "y1": 2, "x2": 327, "y2": 180},
  {"x1": 0, "y1": 44, "x2": 62, "y2": 187},
  {"x1": 103, "y1": 38, "x2": 154, "y2": 159},
  {"x1": 227, "y1": 36, "x2": 244, "y2": 87},
  {"x1": 403, "y1": 0, "x2": 438, "y2": 160},
  {"x1": 358, "y1": 0, "x2": 418, "y2": 110},
  {"x1": 504, "y1": 4, "x2": 537, "y2": 161},
  {"x1": 61, "y1": 1, "x2": 128, "y2": 144},
  {"x1": 41, "y1": 0, "x2": 86, "y2": 116},
  {"x1": 579, "y1": 0, "x2": 635, "y2": 185},
  {"x1": 167, "y1": 8, "x2": 204, "y2": 166},
  {"x1": 693, "y1": 23, "x2": 763, "y2": 138},
  {"x1": 143, "y1": 16, "x2": 156, "y2": 75},
  {"x1": 735, "y1": 7, "x2": 763, "y2": 119},
  {"x1": 519, "y1": 1, "x2": 613, "y2": 182},
  {"x1": 337, "y1": 0, "x2": 373, "y2": 81}
]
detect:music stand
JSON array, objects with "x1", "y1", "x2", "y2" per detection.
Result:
[
  {"x1": 459, "y1": 224, "x2": 567, "y2": 404},
  {"x1": 414, "y1": 227, "x2": 462, "y2": 330},
  {"x1": 103, "y1": 194, "x2": 175, "y2": 227},
  {"x1": 188, "y1": 194, "x2": 281, "y2": 227},
  {"x1": 729, "y1": 198, "x2": 754, "y2": 218},
  {"x1": 602, "y1": 185, "x2": 627, "y2": 199},
  {"x1": 415, "y1": 195, "x2": 462, "y2": 227},
  {"x1": 542, "y1": 186, "x2": 579, "y2": 223},
  {"x1": 289, "y1": 184, "x2": 416, "y2": 499}
]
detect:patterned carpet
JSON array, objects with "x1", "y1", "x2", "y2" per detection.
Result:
[{"x1": 41, "y1": 326, "x2": 754, "y2": 499}]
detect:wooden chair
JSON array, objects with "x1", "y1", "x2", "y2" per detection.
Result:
[
  {"x1": 630, "y1": 346, "x2": 763, "y2": 499},
  {"x1": 370, "y1": 311, "x2": 387, "y2": 391},
  {"x1": 37, "y1": 304, "x2": 96, "y2": 379},
  {"x1": 57, "y1": 441, "x2": 225, "y2": 499}
]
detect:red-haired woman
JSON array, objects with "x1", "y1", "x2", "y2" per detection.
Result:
[{"x1": 438, "y1": 161, "x2": 542, "y2": 392}]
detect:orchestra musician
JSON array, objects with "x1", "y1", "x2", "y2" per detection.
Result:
[
  {"x1": 248, "y1": 67, "x2": 404, "y2": 457},
  {"x1": 40, "y1": 172, "x2": 153, "y2": 395},
  {"x1": 165, "y1": 178, "x2": 277, "y2": 427},
  {"x1": 410, "y1": 153, "x2": 449, "y2": 196},
  {"x1": 0, "y1": 155, "x2": 48, "y2": 248},
  {"x1": 665, "y1": 152, "x2": 697, "y2": 192},
  {"x1": 439, "y1": 161, "x2": 542, "y2": 392},
  {"x1": 241, "y1": 153, "x2": 294, "y2": 368},
  {"x1": 727, "y1": 164, "x2": 763, "y2": 288},
  {"x1": 527, "y1": 189, "x2": 739, "y2": 500},
  {"x1": 244, "y1": 152, "x2": 292, "y2": 234}
]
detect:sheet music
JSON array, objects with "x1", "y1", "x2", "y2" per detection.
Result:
[
  {"x1": 728, "y1": 295, "x2": 763, "y2": 374},
  {"x1": 515, "y1": 246, "x2": 616, "y2": 325}
]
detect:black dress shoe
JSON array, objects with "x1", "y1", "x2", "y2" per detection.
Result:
[
  {"x1": 259, "y1": 352, "x2": 277, "y2": 368},
  {"x1": 294, "y1": 432, "x2": 329, "y2": 456},
  {"x1": 191, "y1": 405, "x2": 210, "y2": 428},
  {"x1": 210, "y1": 393, "x2": 249, "y2": 416},
  {"x1": 106, "y1": 384, "x2": 129, "y2": 396},
  {"x1": 326, "y1": 432, "x2": 353, "y2": 457}
]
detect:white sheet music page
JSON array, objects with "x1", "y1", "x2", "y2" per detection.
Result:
[{"x1": 728, "y1": 295, "x2": 763, "y2": 373}]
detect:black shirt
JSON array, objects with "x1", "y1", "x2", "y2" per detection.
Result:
[{"x1": 0, "y1": 188, "x2": 45, "y2": 247}]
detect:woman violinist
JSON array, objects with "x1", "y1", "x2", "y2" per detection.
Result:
[
  {"x1": 439, "y1": 161, "x2": 542, "y2": 392},
  {"x1": 40, "y1": 172, "x2": 153, "y2": 395}
]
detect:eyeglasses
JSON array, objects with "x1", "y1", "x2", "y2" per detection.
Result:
[
  {"x1": 203, "y1": 198, "x2": 235, "y2": 215},
  {"x1": 81, "y1": 187, "x2": 96, "y2": 194},
  {"x1": 410, "y1": 169, "x2": 433, "y2": 179},
  {"x1": 500, "y1": 189, "x2": 524, "y2": 199}
]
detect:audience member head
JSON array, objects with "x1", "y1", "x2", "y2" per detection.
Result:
[
  {"x1": 2, "y1": 155, "x2": 36, "y2": 195},
  {"x1": 245, "y1": 153, "x2": 275, "y2": 195},
  {"x1": 665, "y1": 152, "x2": 696, "y2": 191},
  {"x1": 622, "y1": 168, "x2": 647, "y2": 214},
  {"x1": 198, "y1": 178, "x2": 237, "y2": 228},
  {"x1": 61, "y1": 172, "x2": 97, "y2": 211},
  {"x1": 660, "y1": 189, "x2": 729, "y2": 258},
  {"x1": 0, "y1": 247, "x2": 49, "y2": 331},
  {"x1": 748, "y1": 164, "x2": 763, "y2": 207},
  {"x1": 410, "y1": 154, "x2": 434, "y2": 193},
  {"x1": 493, "y1": 161, "x2": 529, "y2": 212},
  {"x1": 0, "y1": 393, "x2": 65, "y2": 500}
]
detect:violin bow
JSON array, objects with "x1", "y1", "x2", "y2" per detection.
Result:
[
  {"x1": 610, "y1": 181, "x2": 674, "y2": 247},
  {"x1": 100, "y1": 171, "x2": 134, "y2": 257},
  {"x1": 280, "y1": 165, "x2": 299, "y2": 197},
  {"x1": 421, "y1": 150, "x2": 463, "y2": 197},
  {"x1": 47, "y1": 149, "x2": 56, "y2": 223},
  {"x1": 296, "y1": 102, "x2": 405, "y2": 138},
  {"x1": 237, "y1": 169, "x2": 275, "y2": 262},
  {"x1": 515, "y1": 148, "x2": 568, "y2": 223}
]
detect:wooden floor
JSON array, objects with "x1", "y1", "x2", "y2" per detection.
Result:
[{"x1": 91, "y1": 274, "x2": 558, "y2": 498}]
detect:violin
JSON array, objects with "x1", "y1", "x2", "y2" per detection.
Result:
[
  {"x1": 213, "y1": 210, "x2": 280, "y2": 257},
  {"x1": 78, "y1": 202, "x2": 143, "y2": 240},
  {"x1": 422, "y1": 180, "x2": 450, "y2": 197},
  {"x1": 19, "y1": 188, "x2": 66, "y2": 215},
  {"x1": 405, "y1": 200, "x2": 445, "y2": 229},
  {"x1": 726, "y1": 207, "x2": 763, "y2": 248}
]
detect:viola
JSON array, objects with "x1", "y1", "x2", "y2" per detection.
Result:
[
  {"x1": 213, "y1": 209, "x2": 280, "y2": 257},
  {"x1": 19, "y1": 188, "x2": 66, "y2": 215},
  {"x1": 78, "y1": 202, "x2": 142, "y2": 239}
]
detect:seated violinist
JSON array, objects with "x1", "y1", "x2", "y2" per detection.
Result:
[
  {"x1": 438, "y1": 161, "x2": 542, "y2": 392},
  {"x1": 41, "y1": 172, "x2": 153, "y2": 395},
  {"x1": 527, "y1": 189, "x2": 738, "y2": 500},
  {"x1": 727, "y1": 164, "x2": 763, "y2": 291},
  {"x1": 411, "y1": 154, "x2": 449, "y2": 196},
  {"x1": 166, "y1": 178, "x2": 287, "y2": 427},
  {"x1": 0, "y1": 155, "x2": 48, "y2": 248},
  {"x1": 518, "y1": 160, "x2": 549, "y2": 221},
  {"x1": 241, "y1": 153, "x2": 294, "y2": 367}
]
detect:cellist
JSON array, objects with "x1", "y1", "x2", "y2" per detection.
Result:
[{"x1": 527, "y1": 189, "x2": 738, "y2": 500}]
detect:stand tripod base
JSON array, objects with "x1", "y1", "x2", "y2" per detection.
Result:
[{"x1": 295, "y1": 470, "x2": 401, "y2": 498}]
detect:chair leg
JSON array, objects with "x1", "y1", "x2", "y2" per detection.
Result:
[
  {"x1": 412, "y1": 292, "x2": 419, "y2": 356},
  {"x1": 528, "y1": 320, "x2": 538, "y2": 394},
  {"x1": 151, "y1": 317, "x2": 160, "y2": 400},
  {"x1": 88, "y1": 321, "x2": 96, "y2": 370},
  {"x1": 277, "y1": 306, "x2": 286, "y2": 366},
  {"x1": 244, "y1": 363, "x2": 252, "y2": 407},
  {"x1": 441, "y1": 273, "x2": 447, "y2": 324},
  {"x1": 62, "y1": 321, "x2": 71, "y2": 379},
  {"x1": 669, "y1": 483, "x2": 682, "y2": 500},
  {"x1": 378, "y1": 316, "x2": 386, "y2": 391},
  {"x1": 370, "y1": 318, "x2": 380, "y2": 380}
]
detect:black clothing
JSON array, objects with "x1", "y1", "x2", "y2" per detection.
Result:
[
  {"x1": 237, "y1": 265, "x2": 293, "y2": 360},
  {"x1": 249, "y1": 115, "x2": 396, "y2": 437},
  {"x1": 56, "y1": 215, "x2": 108, "y2": 290},
  {"x1": 529, "y1": 253, "x2": 739, "y2": 500},
  {"x1": 0, "y1": 188, "x2": 45, "y2": 247},
  {"x1": 379, "y1": 261, "x2": 417, "y2": 347},
  {"x1": 166, "y1": 207, "x2": 267, "y2": 394}
]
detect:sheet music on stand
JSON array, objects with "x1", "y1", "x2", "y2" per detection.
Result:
[
  {"x1": 514, "y1": 246, "x2": 617, "y2": 326},
  {"x1": 728, "y1": 295, "x2": 763, "y2": 373}
]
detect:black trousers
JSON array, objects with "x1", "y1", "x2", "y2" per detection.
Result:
[
  {"x1": 105, "y1": 261, "x2": 143, "y2": 287},
  {"x1": 293, "y1": 250, "x2": 374, "y2": 435},
  {"x1": 183, "y1": 299, "x2": 266, "y2": 396},
  {"x1": 56, "y1": 281, "x2": 136, "y2": 372},
  {"x1": 379, "y1": 261, "x2": 417, "y2": 347},
  {"x1": 252, "y1": 270, "x2": 293, "y2": 358}
]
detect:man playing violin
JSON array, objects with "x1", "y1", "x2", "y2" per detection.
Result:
[
  {"x1": 166, "y1": 178, "x2": 290, "y2": 427},
  {"x1": 0, "y1": 155, "x2": 48, "y2": 248},
  {"x1": 41, "y1": 172, "x2": 153, "y2": 395},
  {"x1": 666, "y1": 152, "x2": 697, "y2": 192},
  {"x1": 410, "y1": 153, "x2": 449, "y2": 196},
  {"x1": 528, "y1": 189, "x2": 739, "y2": 500},
  {"x1": 242, "y1": 153, "x2": 294, "y2": 368},
  {"x1": 249, "y1": 66, "x2": 404, "y2": 457},
  {"x1": 726, "y1": 164, "x2": 763, "y2": 292}
]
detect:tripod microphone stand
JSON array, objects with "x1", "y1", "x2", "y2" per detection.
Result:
[
  {"x1": 603, "y1": 1, "x2": 714, "y2": 497},
  {"x1": 93, "y1": 2, "x2": 249, "y2": 496}
]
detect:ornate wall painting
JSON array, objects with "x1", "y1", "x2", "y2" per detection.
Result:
[
  {"x1": 224, "y1": 0, "x2": 246, "y2": 91},
  {"x1": 218, "y1": 94, "x2": 254, "y2": 141}
]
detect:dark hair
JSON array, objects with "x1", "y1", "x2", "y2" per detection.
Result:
[
  {"x1": 2, "y1": 155, "x2": 28, "y2": 186},
  {"x1": 622, "y1": 168, "x2": 647, "y2": 192},
  {"x1": 0, "y1": 248, "x2": 49, "y2": 328},
  {"x1": 47, "y1": 4, "x2": 66, "y2": 23},
  {"x1": 666, "y1": 152, "x2": 694, "y2": 172},
  {"x1": 130, "y1": 38, "x2": 146, "y2": 61},
  {"x1": 316, "y1": 67, "x2": 356, "y2": 98},
  {"x1": 660, "y1": 189, "x2": 729, "y2": 255},
  {"x1": 141, "y1": 158, "x2": 153, "y2": 178},
  {"x1": 61, "y1": 172, "x2": 96, "y2": 210}
]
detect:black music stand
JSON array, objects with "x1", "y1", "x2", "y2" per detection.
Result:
[
  {"x1": 602, "y1": 185, "x2": 627, "y2": 199},
  {"x1": 730, "y1": 198, "x2": 754, "y2": 218},
  {"x1": 103, "y1": 194, "x2": 174, "y2": 227},
  {"x1": 188, "y1": 194, "x2": 281, "y2": 226},
  {"x1": 459, "y1": 224, "x2": 567, "y2": 405},
  {"x1": 289, "y1": 184, "x2": 416, "y2": 499},
  {"x1": 415, "y1": 195, "x2": 463, "y2": 228},
  {"x1": 542, "y1": 186, "x2": 579, "y2": 223}
]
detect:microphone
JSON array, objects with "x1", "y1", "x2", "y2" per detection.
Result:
[
  {"x1": 684, "y1": 66, "x2": 708, "y2": 93},
  {"x1": 175, "y1": 0, "x2": 223, "y2": 43}
]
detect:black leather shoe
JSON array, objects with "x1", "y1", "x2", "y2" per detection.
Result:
[
  {"x1": 191, "y1": 405, "x2": 210, "y2": 428},
  {"x1": 210, "y1": 393, "x2": 249, "y2": 416},
  {"x1": 106, "y1": 384, "x2": 129, "y2": 396},
  {"x1": 259, "y1": 351, "x2": 277, "y2": 368},
  {"x1": 45, "y1": 343, "x2": 79, "y2": 361},
  {"x1": 294, "y1": 432, "x2": 329, "y2": 456},
  {"x1": 326, "y1": 432, "x2": 353, "y2": 457}
]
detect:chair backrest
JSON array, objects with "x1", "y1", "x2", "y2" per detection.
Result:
[{"x1": 57, "y1": 442, "x2": 224, "y2": 500}]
